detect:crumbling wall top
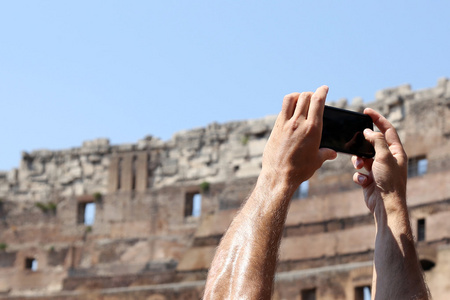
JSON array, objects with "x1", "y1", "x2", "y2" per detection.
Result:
[{"x1": 1, "y1": 78, "x2": 449, "y2": 203}]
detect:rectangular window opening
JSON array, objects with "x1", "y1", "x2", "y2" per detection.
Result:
[
  {"x1": 185, "y1": 192, "x2": 202, "y2": 217},
  {"x1": 25, "y1": 258, "x2": 38, "y2": 271},
  {"x1": 355, "y1": 285, "x2": 371, "y2": 300},
  {"x1": 408, "y1": 156, "x2": 428, "y2": 178},
  {"x1": 293, "y1": 180, "x2": 309, "y2": 200},
  {"x1": 418, "y1": 218, "x2": 426, "y2": 242},
  {"x1": 301, "y1": 288, "x2": 316, "y2": 300},
  {"x1": 147, "y1": 153, "x2": 153, "y2": 189},
  {"x1": 77, "y1": 202, "x2": 96, "y2": 225},
  {"x1": 117, "y1": 157, "x2": 123, "y2": 190},
  {"x1": 131, "y1": 155, "x2": 137, "y2": 190}
]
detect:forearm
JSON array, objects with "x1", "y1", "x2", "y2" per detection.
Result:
[
  {"x1": 204, "y1": 171, "x2": 295, "y2": 300},
  {"x1": 203, "y1": 86, "x2": 334, "y2": 299},
  {"x1": 372, "y1": 196, "x2": 429, "y2": 300}
]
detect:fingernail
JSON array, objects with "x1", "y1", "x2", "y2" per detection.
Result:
[
  {"x1": 358, "y1": 175, "x2": 366, "y2": 184},
  {"x1": 357, "y1": 157, "x2": 364, "y2": 168},
  {"x1": 353, "y1": 159, "x2": 357, "y2": 168}
]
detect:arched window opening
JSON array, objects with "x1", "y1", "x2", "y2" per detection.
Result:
[{"x1": 420, "y1": 259, "x2": 436, "y2": 271}]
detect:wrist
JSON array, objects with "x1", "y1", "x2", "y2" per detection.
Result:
[
  {"x1": 373, "y1": 194, "x2": 411, "y2": 236},
  {"x1": 258, "y1": 167, "x2": 298, "y2": 196},
  {"x1": 250, "y1": 168, "x2": 299, "y2": 214},
  {"x1": 380, "y1": 192, "x2": 407, "y2": 216}
]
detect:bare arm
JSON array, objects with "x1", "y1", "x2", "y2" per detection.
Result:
[
  {"x1": 203, "y1": 86, "x2": 337, "y2": 299},
  {"x1": 352, "y1": 108, "x2": 430, "y2": 300}
]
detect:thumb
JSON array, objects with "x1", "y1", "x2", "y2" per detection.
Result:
[
  {"x1": 318, "y1": 148, "x2": 337, "y2": 164},
  {"x1": 363, "y1": 129, "x2": 390, "y2": 156}
]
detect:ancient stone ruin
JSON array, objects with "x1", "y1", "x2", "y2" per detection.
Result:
[{"x1": 0, "y1": 78, "x2": 449, "y2": 299}]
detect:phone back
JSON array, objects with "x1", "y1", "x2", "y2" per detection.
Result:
[{"x1": 320, "y1": 106, "x2": 375, "y2": 158}]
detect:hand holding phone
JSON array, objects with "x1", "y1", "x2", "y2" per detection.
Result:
[{"x1": 320, "y1": 105, "x2": 375, "y2": 158}]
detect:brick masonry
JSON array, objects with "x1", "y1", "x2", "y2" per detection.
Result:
[{"x1": 0, "y1": 78, "x2": 449, "y2": 299}]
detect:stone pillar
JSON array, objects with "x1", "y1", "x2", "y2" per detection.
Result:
[
  {"x1": 135, "y1": 152, "x2": 148, "y2": 192},
  {"x1": 120, "y1": 154, "x2": 133, "y2": 192},
  {"x1": 108, "y1": 156, "x2": 120, "y2": 193}
]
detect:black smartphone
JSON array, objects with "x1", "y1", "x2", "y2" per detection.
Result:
[{"x1": 320, "y1": 105, "x2": 375, "y2": 158}]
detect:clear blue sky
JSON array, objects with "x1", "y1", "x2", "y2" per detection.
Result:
[{"x1": 1, "y1": 1, "x2": 449, "y2": 170}]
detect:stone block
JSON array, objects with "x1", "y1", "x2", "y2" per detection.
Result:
[
  {"x1": 336, "y1": 98, "x2": 348, "y2": 108},
  {"x1": 120, "y1": 240, "x2": 152, "y2": 264},
  {"x1": 248, "y1": 139, "x2": 266, "y2": 157},
  {"x1": 352, "y1": 97, "x2": 364, "y2": 107},
  {"x1": 174, "y1": 128, "x2": 204, "y2": 150},
  {"x1": 30, "y1": 149, "x2": 54, "y2": 159},
  {"x1": 191, "y1": 153, "x2": 211, "y2": 165},
  {"x1": 88, "y1": 154, "x2": 102, "y2": 163},
  {"x1": 101, "y1": 156, "x2": 110, "y2": 167},
  {"x1": 247, "y1": 119, "x2": 268, "y2": 135},
  {"x1": 68, "y1": 166, "x2": 82, "y2": 180},
  {"x1": 427, "y1": 211, "x2": 450, "y2": 241},
  {"x1": 73, "y1": 182, "x2": 85, "y2": 196},
  {"x1": 0, "y1": 184, "x2": 8, "y2": 193},
  {"x1": 234, "y1": 160, "x2": 261, "y2": 178},
  {"x1": 230, "y1": 142, "x2": 248, "y2": 159},
  {"x1": 116, "y1": 144, "x2": 135, "y2": 152},
  {"x1": 387, "y1": 104, "x2": 404, "y2": 123},
  {"x1": 161, "y1": 159, "x2": 178, "y2": 176},
  {"x1": 83, "y1": 163, "x2": 95, "y2": 177},
  {"x1": 177, "y1": 246, "x2": 216, "y2": 271},
  {"x1": 280, "y1": 225, "x2": 374, "y2": 262},
  {"x1": 263, "y1": 114, "x2": 277, "y2": 127},
  {"x1": 6, "y1": 169, "x2": 18, "y2": 184},
  {"x1": 375, "y1": 84, "x2": 411, "y2": 101},
  {"x1": 82, "y1": 138, "x2": 110, "y2": 148},
  {"x1": 195, "y1": 210, "x2": 236, "y2": 238},
  {"x1": 204, "y1": 125, "x2": 228, "y2": 143},
  {"x1": 186, "y1": 165, "x2": 218, "y2": 179}
]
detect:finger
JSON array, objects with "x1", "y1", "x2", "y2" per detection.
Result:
[
  {"x1": 352, "y1": 155, "x2": 373, "y2": 172},
  {"x1": 308, "y1": 85, "x2": 329, "y2": 125},
  {"x1": 363, "y1": 108, "x2": 391, "y2": 133},
  {"x1": 280, "y1": 93, "x2": 300, "y2": 121},
  {"x1": 292, "y1": 92, "x2": 313, "y2": 120},
  {"x1": 352, "y1": 155, "x2": 364, "y2": 170},
  {"x1": 352, "y1": 172, "x2": 373, "y2": 187},
  {"x1": 384, "y1": 127, "x2": 407, "y2": 161},
  {"x1": 364, "y1": 108, "x2": 407, "y2": 164}
]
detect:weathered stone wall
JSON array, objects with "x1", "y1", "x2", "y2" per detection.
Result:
[{"x1": 0, "y1": 78, "x2": 449, "y2": 299}]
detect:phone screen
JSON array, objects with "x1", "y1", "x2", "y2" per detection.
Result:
[{"x1": 320, "y1": 105, "x2": 375, "y2": 158}]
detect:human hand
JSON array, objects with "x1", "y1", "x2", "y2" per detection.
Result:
[
  {"x1": 262, "y1": 86, "x2": 337, "y2": 186},
  {"x1": 352, "y1": 108, "x2": 408, "y2": 214}
]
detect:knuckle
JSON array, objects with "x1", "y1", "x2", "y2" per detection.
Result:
[
  {"x1": 311, "y1": 93, "x2": 322, "y2": 102},
  {"x1": 372, "y1": 132, "x2": 385, "y2": 139},
  {"x1": 283, "y1": 93, "x2": 298, "y2": 102},
  {"x1": 303, "y1": 121, "x2": 318, "y2": 134},
  {"x1": 300, "y1": 91, "x2": 313, "y2": 99},
  {"x1": 290, "y1": 120, "x2": 300, "y2": 131}
]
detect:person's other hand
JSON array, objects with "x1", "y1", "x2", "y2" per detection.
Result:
[
  {"x1": 262, "y1": 86, "x2": 337, "y2": 186},
  {"x1": 352, "y1": 108, "x2": 408, "y2": 214}
]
